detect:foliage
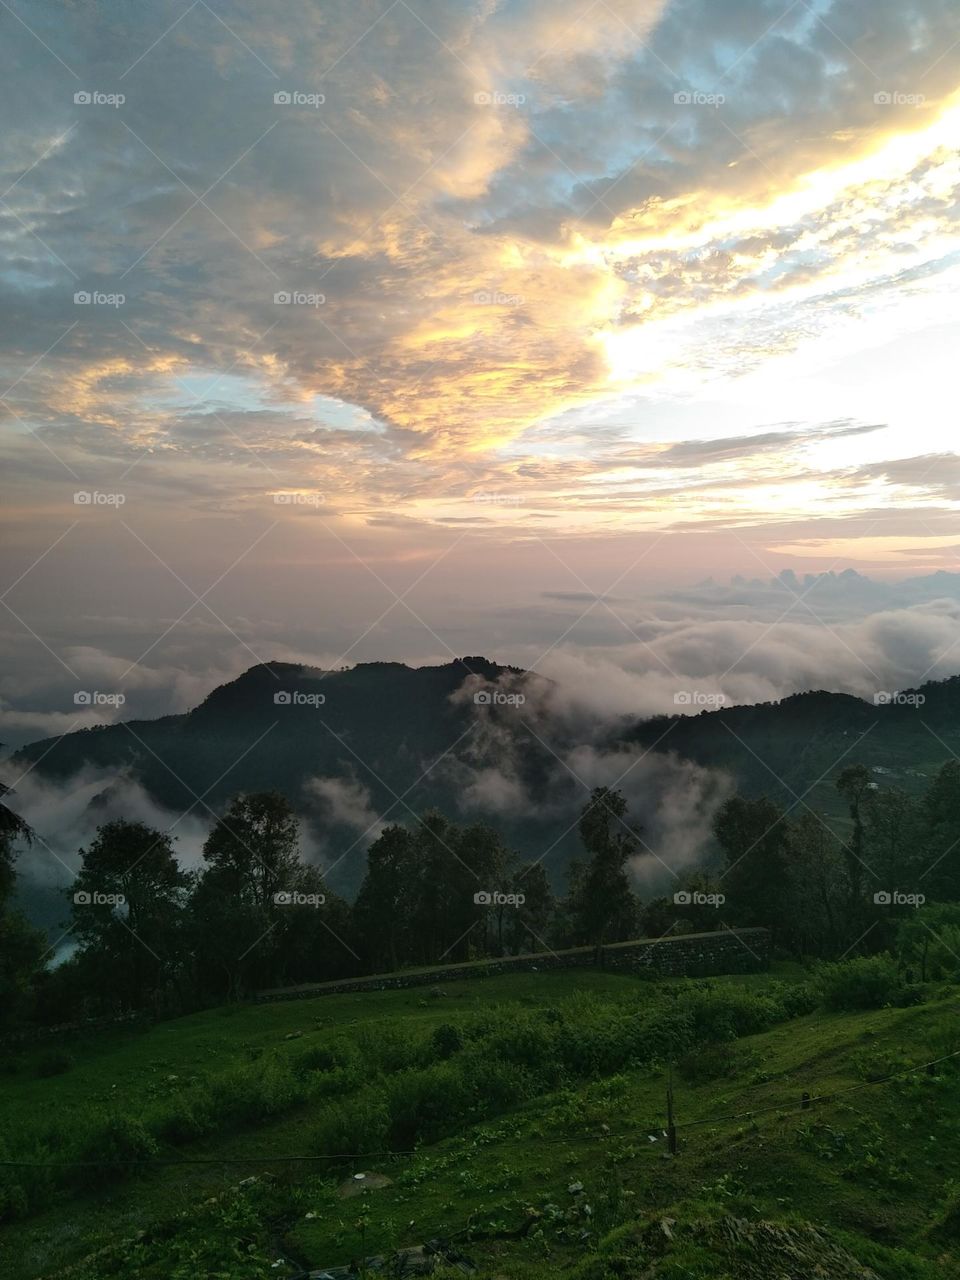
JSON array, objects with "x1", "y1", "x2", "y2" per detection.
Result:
[{"x1": 816, "y1": 955, "x2": 905, "y2": 1010}]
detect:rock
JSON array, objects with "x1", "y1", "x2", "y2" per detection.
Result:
[
  {"x1": 284, "y1": 1030, "x2": 303, "y2": 1040},
  {"x1": 568, "y1": 1181, "x2": 584, "y2": 1194},
  {"x1": 337, "y1": 1171, "x2": 393, "y2": 1199}
]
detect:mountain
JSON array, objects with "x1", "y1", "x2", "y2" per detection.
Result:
[
  {"x1": 626, "y1": 678, "x2": 960, "y2": 820},
  {"x1": 8, "y1": 658, "x2": 575, "y2": 896},
  {"x1": 8, "y1": 661, "x2": 960, "y2": 898}
]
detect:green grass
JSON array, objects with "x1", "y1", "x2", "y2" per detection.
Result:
[{"x1": 1, "y1": 966, "x2": 958, "y2": 1279}]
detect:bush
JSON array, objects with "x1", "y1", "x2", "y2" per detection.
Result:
[
  {"x1": 205, "y1": 1059, "x2": 308, "y2": 1126},
  {"x1": 310, "y1": 1097, "x2": 389, "y2": 1161},
  {"x1": 817, "y1": 956, "x2": 904, "y2": 1010},
  {"x1": 153, "y1": 1092, "x2": 216, "y2": 1144},
  {"x1": 385, "y1": 1063, "x2": 474, "y2": 1148},
  {"x1": 769, "y1": 980, "x2": 818, "y2": 1018},
  {"x1": 76, "y1": 1114, "x2": 159, "y2": 1180},
  {"x1": 431, "y1": 1022, "x2": 463, "y2": 1059}
]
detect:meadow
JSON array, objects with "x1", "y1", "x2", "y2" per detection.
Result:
[{"x1": 1, "y1": 960, "x2": 958, "y2": 1278}]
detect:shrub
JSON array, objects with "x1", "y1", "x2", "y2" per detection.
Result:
[
  {"x1": 385, "y1": 1063, "x2": 474, "y2": 1148},
  {"x1": 76, "y1": 1114, "x2": 159, "y2": 1180},
  {"x1": 153, "y1": 1091, "x2": 216, "y2": 1144},
  {"x1": 310, "y1": 1097, "x2": 389, "y2": 1161},
  {"x1": 431, "y1": 1022, "x2": 463, "y2": 1060},
  {"x1": 205, "y1": 1058, "x2": 308, "y2": 1126},
  {"x1": 817, "y1": 956, "x2": 904, "y2": 1011},
  {"x1": 769, "y1": 980, "x2": 818, "y2": 1018}
]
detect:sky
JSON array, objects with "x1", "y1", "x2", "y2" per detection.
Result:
[{"x1": 1, "y1": 0, "x2": 960, "y2": 745}]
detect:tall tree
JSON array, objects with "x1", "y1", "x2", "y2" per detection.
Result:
[
  {"x1": 836, "y1": 764, "x2": 873, "y2": 920},
  {"x1": 508, "y1": 861, "x2": 555, "y2": 954},
  {"x1": 71, "y1": 820, "x2": 189, "y2": 1010},
  {"x1": 0, "y1": 783, "x2": 32, "y2": 908},
  {"x1": 353, "y1": 824, "x2": 420, "y2": 971},
  {"x1": 863, "y1": 784, "x2": 925, "y2": 890},
  {"x1": 202, "y1": 792, "x2": 300, "y2": 908},
  {"x1": 712, "y1": 794, "x2": 791, "y2": 935},
  {"x1": 783, "y1": 812, "x2": 847, "y2": 957},
  {"x1": 568, "y1": 788, "x2": 640, "y2": 960},
  {"x1": 0, "y1": 788, "x2": 43, "y2": 1029},
  {"x1": 921, "y1": 761, "x2": 960, "y2": 901},
  {"x1": 194, "y1": 792, "x2": 302, "y2": 999}
]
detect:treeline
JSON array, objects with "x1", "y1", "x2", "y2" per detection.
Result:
[
  {"x1": 0, "y1": 786, "x2": 646, "y2": 1026},
  {"x1": 708, "y1": 761, "x2": 960, "y2": 958},
  {"x1": 2, "y1": 759, "x2": 960, "y2": 1027}
]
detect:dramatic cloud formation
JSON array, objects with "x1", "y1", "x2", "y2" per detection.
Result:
[{"x1": 1, "y1": 0, "x2": 958, "y2": 761}]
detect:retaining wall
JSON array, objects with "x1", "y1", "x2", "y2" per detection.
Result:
[{"x1": 256, "y1": 927, "x2": 770, "y2": 1002}]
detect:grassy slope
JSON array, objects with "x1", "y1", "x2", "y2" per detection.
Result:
[{"x1": 1, "y1": 968, "x2": 958, "y2": 1279}]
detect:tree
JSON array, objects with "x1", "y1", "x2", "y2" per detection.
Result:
[
  {"x1": 783, "y1": 812, "x2": 847, "y2": 957},
  {"x1": 277, "y1": 863, "x2": 357, "y2": 986},
  {"x1": 836, "y1": 765, "x2": 873, "y2": 920},
  {"x1": 70, "y1": 820, "x2": 189, "y2": 1010},
  {"x1": 193, "y1": 793, "x2": 302, "y2": 999},
  {"x1": 201, "y1": 792, "x2": 300, "y2": 908},
  {"x1": 353, "y1": 824, "x2": 419, "y2": 971},
  {"x1": 567, "y1": 788, "x2": 640, "y2": 960},
  {"x1": 921, "y1": 762, "x2": 960, "y2": 902},
  {"x1": 896, "y1": 902, "x2": 960, "y2": 982},
  {"x1": 456, "y1": 823, "x2": 511, "y2": 957},
  {"x1": 0, "y1": 787, "x2": 44, "y2": 1028},
  {"x1": 507, "y1": 861, "x2": 555, "y2": 954},
  {"x1": 862, "y1": 784, "x2": 925, "y2": 890},
  {"x1": 0, "y1": 783, "x2": 33, "y2": 908},
  {"x1": 712, "y1": 795, "x2": 791, "y2": 935}
]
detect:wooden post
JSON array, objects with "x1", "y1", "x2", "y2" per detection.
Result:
[{"x1": 667, "y1": 1066, "x2": 678, "y2": 1154}]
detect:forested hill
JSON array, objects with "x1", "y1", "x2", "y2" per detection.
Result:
[
  {"x1": 625, "y1": 677, "x2": 960, "y2": 819},
  {"x1": 9, "y1": 660, "x2": 960, "y2": 851},
  {"x1": 9, "y1": 657, "x2": 526, "y2": 812}
]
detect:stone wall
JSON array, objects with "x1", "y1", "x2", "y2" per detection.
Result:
[{"x1": 256, "y1": 928, "x2": 770, "y2": 1002}]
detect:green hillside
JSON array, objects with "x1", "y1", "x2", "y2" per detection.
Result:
[{"x1": 1, "y1": 965, "x2": 958, "y2": 1279}]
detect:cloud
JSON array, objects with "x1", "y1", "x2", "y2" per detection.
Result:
[
  {"x1": 1, "y1": 0, "x2": 959, "y2": 764},
  {"x1": 304, "y1": 774, "x2": 383, "y2": 839}
]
